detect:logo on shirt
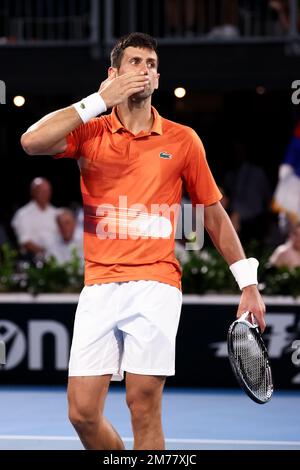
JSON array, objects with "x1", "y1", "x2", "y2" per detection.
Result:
[{"x1": 159, "y1": 151, "x2": 172, "y2": 159}]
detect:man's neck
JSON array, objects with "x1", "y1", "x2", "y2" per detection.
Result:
[
  {"x1": 116, "y1": 100, "x2": 153, "y2": 135},
  {"x1": 34, "y1": 200, "x2": 48, "y2": 211}
]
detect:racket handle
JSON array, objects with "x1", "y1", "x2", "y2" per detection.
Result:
[{"x1": 238, "y1": 311, "x2": 259, "y2": 328}]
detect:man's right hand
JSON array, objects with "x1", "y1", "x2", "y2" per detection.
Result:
[{"x1": 98, "y1": 71, "x2": 149, "y2": 109}]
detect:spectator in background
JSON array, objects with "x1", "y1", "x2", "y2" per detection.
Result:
[
  {"x1": 269, "y1": 0, "x2": 300, "y2": 34},
  {"x1": 165, "y1": 0, "x2": 239, "y2": 37},
  {"x1": 272, "y1": 120, "x2": 300, "y2": 233},
  {"x1": 11, "y1": 177, "x2": 59, "y2": 257},
  {"x1": 223, "y1": 142, "x2": 272, "y2": 243},
  {"x1": 269, "y1": 222, "x2": 300, "y2": 268},
  {"x1": 45, "y1": 208, "x2": 83, "y2": 264}
]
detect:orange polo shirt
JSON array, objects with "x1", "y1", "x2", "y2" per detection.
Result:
[{"x1": 55, "y1": 107, "x2": 222, "y2": 289}]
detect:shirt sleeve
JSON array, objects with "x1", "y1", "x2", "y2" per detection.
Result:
[
  {"x1": 54, "y1": 118, "x2": 103, "y2": 160},
  {"x1": 182, "y1": 128, "x2": 222, "y2": 206}
]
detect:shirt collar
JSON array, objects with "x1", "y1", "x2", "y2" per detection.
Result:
[{"x1": 110, "y1": 106, "x2": 163, "y2": 135}]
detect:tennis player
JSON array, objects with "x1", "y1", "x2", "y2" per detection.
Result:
[{"x1": 21, "y1": 32, "x2": 265, "y2": 450}]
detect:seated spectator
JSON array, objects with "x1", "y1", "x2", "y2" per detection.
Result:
[
  {"x1": 45, "y1": 208, "x2": 83, "y2": 264},
  {"x1": 11, "y1": 177, "x2": 59, "y2": 257},
  {"x1": 272, "y1": 120, "x2": 300, "y2": 232},
  {"x1": 269, "y1": 222, "x2": 300, "y2": 268}
]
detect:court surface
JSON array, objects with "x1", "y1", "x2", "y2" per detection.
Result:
[{"x1": 0, "y1": 386, "x2": 299, "y2": 450}]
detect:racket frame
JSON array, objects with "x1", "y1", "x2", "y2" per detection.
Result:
[{"x1": 227, "y1": 311, "x2": 273, "y2": 404}]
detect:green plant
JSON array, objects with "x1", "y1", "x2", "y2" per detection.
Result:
[
  {"x1": 1, "y1": 241, "x2": 300, "y2": 297},
  {"x1": 182, "y1": 248, "x2": 238, "y2": 294},
  {"x1": 0, "y1": 244, "x2": 83, "y2": 294},
  {"x1": 0, "y1": 243, "x2": 18, "y2": 291}
]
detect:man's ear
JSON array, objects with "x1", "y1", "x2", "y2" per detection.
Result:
[
  {"x1": 154, "y1": 73, "x2": 160, "y2": 90},
  {"x1": 108, "y1": 67, "x2": 118, "y2": 78}
]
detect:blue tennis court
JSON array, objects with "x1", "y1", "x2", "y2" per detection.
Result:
[{"x1": 0, "y1": 386, "x2": 299, "y2": 450}]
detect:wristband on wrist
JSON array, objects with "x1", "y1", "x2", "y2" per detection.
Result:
[
  {"x1": 229, "y1": 257, "x2": 259, "y2": 290},
  {"x1": 73, "y1": 93, "x2": 107, "y2": 123}
]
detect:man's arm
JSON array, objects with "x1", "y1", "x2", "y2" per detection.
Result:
[
  {"x1": 20, "y1": 71, "x2": 149, "y2": 156},
  {"x1": 204, "y1": 201, "x2": 266, "y2": 332},
  {"x1": 21, "y1": 241, "x2": 45, "y2": 255},
  {"x1": 21, "y1": 107, "x2": 81, "y2": 156}
]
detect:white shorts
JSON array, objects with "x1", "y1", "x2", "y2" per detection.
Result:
[{"x1": 69, "y1": 280, "x2": 182, "y2": 380}]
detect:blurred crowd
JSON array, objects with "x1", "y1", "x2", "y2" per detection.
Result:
[
  {"x1": 0, "y1": 177, "x2": 83, "y2": 267},
  {"x1": 162, "y1": 0, "x2": 300, "y2": 38},
  {"x1": 1, "y1": 0, "x2": 299, "y2": 45}
]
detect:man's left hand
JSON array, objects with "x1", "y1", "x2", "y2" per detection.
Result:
[{"x1": 237, "y1": 285, "x2": 266, "y2": 332}]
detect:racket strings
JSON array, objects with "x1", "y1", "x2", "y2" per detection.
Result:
[{"x1": 232, "y1": 323, "x2": 272, "y2": 402}]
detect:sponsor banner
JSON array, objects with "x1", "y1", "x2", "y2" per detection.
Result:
[
  {"x1": 170, "y1": 303, "x2": 300, "y2": 388},
  {"x1": 0, "y1": 298, "x2": 299, "y2": 387},
  {"x1": 0, "y1": 302, "x2": 73, "y2": 384}
]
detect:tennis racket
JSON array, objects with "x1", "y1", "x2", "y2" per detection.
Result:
[{"x1": 227, "y1": 311, "x2": 273, "y2": 404}]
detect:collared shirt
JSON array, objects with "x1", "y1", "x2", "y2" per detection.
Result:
[
  {"x1": 55, "y1": 107, "x2": 221, "y2": 289},
  {"x1": 45, "y1": 232, "x2": 83, "y2": 266},
  {"x1": 12, "y1": 201, "x2": 59, "y2": 248}
]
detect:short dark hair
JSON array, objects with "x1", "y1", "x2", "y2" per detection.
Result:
[{"x1": 110, "y1": 32, "x2": 158, "y2": 69}]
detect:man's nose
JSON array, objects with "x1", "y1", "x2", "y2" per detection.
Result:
[{"x1": 139, "y1": 62, "x2": 149, "y2": 74}]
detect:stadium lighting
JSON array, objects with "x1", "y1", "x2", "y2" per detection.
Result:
[
  {"x1": 13, "y1": 95, "x2": 25, "y2": 107},
  {"x1": 174, "y1": 87, "x2": 186, "y2": 99}
]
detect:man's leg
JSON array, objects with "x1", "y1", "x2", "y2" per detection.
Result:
[
  {"x1": 68, "y1": 375, "x2": 125, "y2": 450},
  {"x1": 126, "y1": 372, "x2": 166, "y2": 450}
]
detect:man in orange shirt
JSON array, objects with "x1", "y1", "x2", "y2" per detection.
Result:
[{"x1": 21, "y1": 32, "x2": 265, "y2": 451}]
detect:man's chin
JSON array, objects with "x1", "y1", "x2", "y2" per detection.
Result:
[{"x1": 130, "y1": 90, "x2": 153, "y2": 102}]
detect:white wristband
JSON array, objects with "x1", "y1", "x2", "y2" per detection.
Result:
[
  {"x1": 73, "y1": 93, "x2": 107, "y2": 123},
  {"x1": 229, "y1": 257, "x2": 259, "y2": 290}
]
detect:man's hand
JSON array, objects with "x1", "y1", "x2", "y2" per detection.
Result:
[
  {"x1": 98, "y1": 71, "x2": 149, "y2": 109},
  {"x1": 237, "y1": 285, "x2": 266, "y2": 332}
]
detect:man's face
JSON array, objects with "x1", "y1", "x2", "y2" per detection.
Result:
[
  {"x1": 31, "y1": 180, "x2": 52, "y2": 207},
  {"x1": 115, "y1": 46, "x2": 159, "y2": 101},
  {"x1": 57, "y1": 213, "x2": 75, "y2": 242}
]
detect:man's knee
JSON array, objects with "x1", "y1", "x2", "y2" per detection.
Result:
[
  {"x1": 68, "y1": 401, "x2": 100, "y2": 430},
  {"x1": 126, "y1": 388, "x2": 161, "y2": 426}
]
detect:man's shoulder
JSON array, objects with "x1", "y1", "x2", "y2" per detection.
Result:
[
  {"x1": 14, "y1": 201, "x2": 36, "y2": 217},
  {"x1": 90, "y1": 113, "x2": 111, "y2": 128},
  {"x1": 270, "y1": 243, "x2": 292, "y2": 263},
  {"x1": 161, "y1": 116, "x2": 195, "y2": 136},
  {"x1": 161, "y1": 117, "x2": 200, "y2": 146},
  {"x1": 80, "y1": 115, "x2": 109, "y2": 135},
  {"x1": 46, "y1": 205, "x2": 59, "y2": 216}
]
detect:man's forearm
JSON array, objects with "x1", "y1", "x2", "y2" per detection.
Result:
[
  {"x1": 22, "y1": 241, "x2": 44, "y2": 255},
  {"x1": 204, "y1": 202, "x2": 245, "y2": 265},
  {"x1": 204, "y1": 202, "x2": 265, "y2": 330},
  {"x1": 21, "y1": 106, "x2": 82, "y2": 155}
]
